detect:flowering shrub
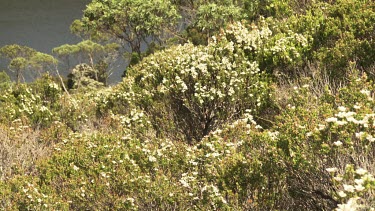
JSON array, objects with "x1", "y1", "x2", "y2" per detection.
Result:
[
  {"x1": 0, "y1": 109, "x2": 284, "y2": 210},
  {"x1": 0, "y1": 74, "x2": 63, "y2": 128},
  {"x1": 281, "y1": 0, "x2": 375, "y2": 79},
  {"x1": 2, "y1": 1, "x2": 375, "y2": 210},
  {"x1": 272, "y1": 70, "x2": 375, "y2": 209},
  {"x1": 327, "y1": 165, "x2": 375, "y2": 210},
  {"x1": 126, "y1": 21, "x2": 274, "y2": 142}
]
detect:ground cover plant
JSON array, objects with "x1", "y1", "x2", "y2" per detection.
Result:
[{"x1": 1, "y1": 0, "x2": 375, "y2": 210}]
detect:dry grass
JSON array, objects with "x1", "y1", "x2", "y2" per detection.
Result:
[{"x1": 0, "y1": 122, "x2": 52, "y2": 181}]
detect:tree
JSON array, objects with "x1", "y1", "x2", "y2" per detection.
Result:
[
  {"x1": 193, "y1": 3, "x2": 244, "y2": 42},
  {"x1": 69, "y1": 63, "x2": 105, "y2": 91},
  {"x1": 71, "y1": 0, "x2": 180, "y2": 58},
  {"x1": 171, "y1": 0, "x2": 298, "y2": 45},
  {"x1": 0, "y1": 45, "x2": 57, "y2": 83},
  {"x1": 28, "y1": 52, "x2": 58, "y2": 76},
  {"x1": 0, "y1": 45, "x2": 35, "y2": 83},
  {"x1": 53, "y1": 40, "x2": 120, "y2": 86}
]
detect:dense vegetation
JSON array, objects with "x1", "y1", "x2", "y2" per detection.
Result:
[{"x1": 1, "y1": 0, "x2": 375, "y2": 210}]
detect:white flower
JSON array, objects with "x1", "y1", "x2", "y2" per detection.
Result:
[
  {"x1": 366, "y1": 134, "x2": 375, "y2": 142},
  {"x1": 126, "y1": 197, "x2": 135, "y2": 203},
  {"x1": 354, "y1": 184, "x2": 365, "y2": 192},
  {"x1": 336, "y1": 120, "x2": 347, "y2": 126},
  {"x1": 334, "y1": 176, "x2": 343, "y2": 182},
  {"x1": 100, "y1": 172, "x2": 108, "y2": 178},
  {"x1": 355, "y1": 168, "x2": 367, "y2": 175},
  {"x1": 326, "y1": 167, "x2": 338, "y2": 173},
  {"x1": 338, "y1": 106, "x2": 347, "y2": 112},
  {"x1": 336, "y1": 197, "x2": 359, "y2": 211},
  {"x1": 73, "y1": 165, "x2": 79, "y2": 171},
  {"x1": 353, "y1": 104, "x2": 361, "y2": 109},
  {"x1": 360, "y1": 89, "x2": 370, "y2": 96},
  {"x1": 326, "y1": 117, "x2": 338, "y2": 123},
  {"x1": 189, "y1": 161, "x2": 198, "y2": 166},
  {"x1": 302, "y1": 84, "x2": 309, "y2": 88},
  {"x1": 337, "y1": 191, "x2": 347, "y2": 198},
  {"x1": 317, "y1": 124, "x2": 326, "y2": 131},
  {"x1": 344, "y1": 112, "x2": 356, "y2": 117},
  {"x1": 180, "y1": 178, "x2": 189, "y2": 188},
  {"x1": 362, "y1": 174, "x2": 375, "y2": 182},
  {"x1": 354, "y1": 179, "x2": 364, "y2": 185},
  {"x1": 126, "y1": 197, "x2": 135, "y2": 206},
  {"x1": 333, "y1": 141, "x2": 343, "y2": 146},
  {"x1": 343, "y1": 184, "x2": 355, "y2": 192},
  {"x1": 148, "y1": 155, "x2": 157, "y2": 162},
  {"x1": 335, "y1": 112, "x2": 344, "y2": 118},
  {"x1": 211, "y1": 152, "x2": 220, "y2": 157},
  {"x1": 355, "y1": 132, "x2": 365, "y2": 139},
  {"x1": 346, "y1": 117, "x2": 357, "y2": 123}
]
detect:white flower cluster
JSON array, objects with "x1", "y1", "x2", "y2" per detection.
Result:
[
  {"x1": 17, "y1": 90, "x2": 40, "y2": 115},
  {"x1": 201, "y1": 184, "x2": 227, "y2": 206},
  {"x1": 224, "y1": 21, "x2": 271, "y2": 52},
  {"x1": 336, "y1": 197, "x2": 359, "y2": 211},
  {"x1": 124, "y1": 21, "x2": 272, "y2": 139},
  {"x1": 179, "y1": 172, "x2": 197, "y2": 189},
  {"x1": 327, "y1": 165, "x2": 375, "y2": 211},
  {"x1": 125, "y1": 197, "x2": 136, "y2": 207},
  {"x1": 269, "y1": 31, "x2": 308, "y2": 62},
  {"x1": 48, "y1": 82, "x2": 60, "y2": 92},
  {"x1": 118, "y1": 109, "x2": 149, "y2": 128},
  {"x1": 153, "y1": 42, "x2": 264, "y2": 106},
  {"x1": 22, "y1": 182, "x2": 49, "y2": 208},
  {"x1": 324, "y1": 106, "x2": 375, "y2": 146}
]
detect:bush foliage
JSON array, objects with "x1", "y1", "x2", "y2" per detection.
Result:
[{"x1": 1, "y1": 0, "x2": 375, "y2": 210}]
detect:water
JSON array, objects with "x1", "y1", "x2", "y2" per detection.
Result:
[{"x1": 0, "y1": 0, "x2": 124, "y2": 83}]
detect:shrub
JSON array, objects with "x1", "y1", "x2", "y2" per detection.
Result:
[
  {"x1": 0, "y1": 71, "x2": 11, "y2": 91},
  {"x1": 126, "y1": 22, "x2": 274, "y2": 143},
  {"x1": 68, "y1": 63, "x2": 105, "y2": 91},
  {"x1": 283, "y1": 0, "x2": 375, "y2": 80},
  {"x1": 272, "y1": 70, "x2": 375, "y2": 209}
]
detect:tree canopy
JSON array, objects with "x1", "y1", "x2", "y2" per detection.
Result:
[
  {"x1": 53, "y1": 40, "x2": 120, "y2": 86},
  {"x1": 0, "y1": 45, "x2": 57, "y2": 83},
  {"x1": 71, "y1": 0, "x2": 180, "y2": 56}
]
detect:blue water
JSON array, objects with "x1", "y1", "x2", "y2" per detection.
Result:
[{"x1": 0, "y1": 0, "x2": 124, "y2": 83}]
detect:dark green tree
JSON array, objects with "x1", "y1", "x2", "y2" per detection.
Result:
[
  {"x1": 71, "y1": 0, "x2": 180, "y2": 58},
  {"x1": 53, "y1": 40, "x2": 119, "y2": 86},
  {"x1": 0, "y1": 45, "x2": 57, "y2": 83}
]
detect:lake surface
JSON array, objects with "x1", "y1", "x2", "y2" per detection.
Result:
[{"x1": 0, "y1": 0, "x2": 125, "y2": 83}]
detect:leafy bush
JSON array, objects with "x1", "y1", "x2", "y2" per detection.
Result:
[
  {"x1": 2, "y1": 1, "x2": 375, "y2": 210},
  {"x1": 125, "y1": 21, "x2": 275, "y2": 143},
  {"x1": 0, "y1": 80, "x2": 60, "y2": 128},
  {"x1": 0, "y1": 71, "x2": 11, "y2": 91},
  {"x1": 280, "y1": 0, "x2": 375, "y2": 80},
  {"x1": 0, "y1": 111, "x2": 283, "y2": 210},
  {"x1": 271, "y1": 70, "x2": 375, "y2": 209},
  {"x1": 68, "y1": 63, "x2": 105, "y2": 91}
]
